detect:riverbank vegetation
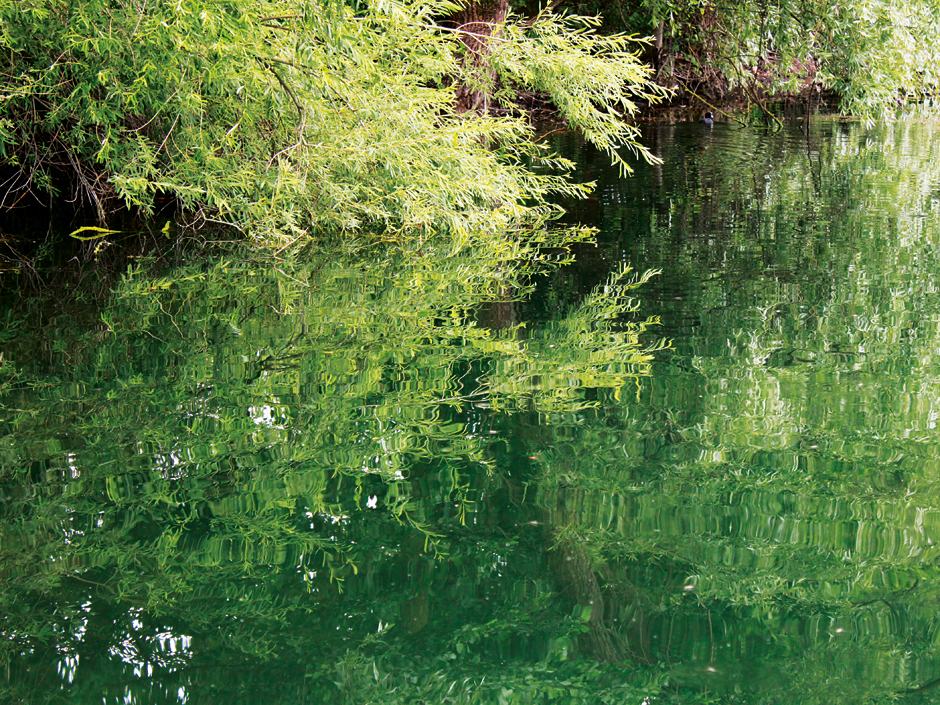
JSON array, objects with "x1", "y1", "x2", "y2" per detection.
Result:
[
  {"x1": 566, "y1": 0, "x2": 940, "y2": 121},
  {"x1": 0, "y1": 0, "x2": 664, "y2": 256},
  {"x1": 2, "y1": 0, "x2": 939, "y2": 260}
]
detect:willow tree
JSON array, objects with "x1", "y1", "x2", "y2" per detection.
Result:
[
  {"x1": 576, "y1": 0, "x2": 940, "y2": 120},
  {"x1": 0, "y1": 0, "x2": 664, "y2": 249},
  {"x1": 443, "y1": 0, "x2": 510, "y2": 113}
]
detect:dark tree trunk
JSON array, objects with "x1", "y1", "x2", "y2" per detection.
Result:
[
  {"x1": 546, "y1": 537, "x2": 658, "y2": 664},
  {"x1": 443, "y1": 0, "x2": 510, "y2": 114}
]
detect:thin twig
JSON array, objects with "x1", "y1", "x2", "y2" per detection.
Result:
[
  {"x1": 154, "y1": 113, "x2": 180, "y2": 158},
  {"x1": 519, "y1": 0, "x2": 564, "y2": 29},
  {"x1": 683, "y1": 84, "x2": 748, "y2": 126}
]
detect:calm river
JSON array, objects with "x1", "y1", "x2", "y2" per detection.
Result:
[{"x1": 3, "y1": 117, "x2": 940, "y2": 704}]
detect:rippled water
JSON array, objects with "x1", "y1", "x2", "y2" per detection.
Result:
[
  {"x1": 5, "y1": 117, "x2": 940, "y2": 703},
  {"x1": 541, "y1": 117, "x2": 940, "y2": 699}
]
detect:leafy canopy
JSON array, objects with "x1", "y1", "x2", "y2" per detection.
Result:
[{"x1": 0, "y1": 0, "x2": 664, "y2": 245}]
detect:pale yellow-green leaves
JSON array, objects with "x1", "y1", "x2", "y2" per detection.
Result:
[
  {"x1": 0, "y1": 0, "x2": 661, "y2": 250},
  {"x1": 493, "y1": 14, "x2": 669, "y2": 175}
]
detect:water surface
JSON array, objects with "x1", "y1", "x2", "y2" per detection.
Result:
[{"x1": 4, "y1": 118, "x2": 940, "y2": 704}]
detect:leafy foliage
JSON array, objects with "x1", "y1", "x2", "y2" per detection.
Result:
[
  {"x1": 0, "y1": 0, "x2": 663, "y2": 245},
  {"x1": 564, "y1": 0, "x2": 940, "y2": 120}
]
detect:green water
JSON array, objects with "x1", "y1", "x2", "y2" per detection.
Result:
[{"x1": 4, "y1": 118, "x2": 940, "y2": 703}]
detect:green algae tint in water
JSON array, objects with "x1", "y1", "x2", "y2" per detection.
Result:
[
  {"x1": 5, "y1": 118, "x2": 940, "y2": 704},
  {"x1": 539, "y1": 117, "x2": 940, "y2": 702},
  {"x1": 0, "y1": 248, "x2": 664, "y2": 704}
]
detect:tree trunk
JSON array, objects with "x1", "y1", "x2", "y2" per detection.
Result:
[
  {"x1": 443, "y1": 0, "x2": 510, "y2": 114},
  {"x1": 549, "y1": 540, "x2": 625, "y2": 662}
]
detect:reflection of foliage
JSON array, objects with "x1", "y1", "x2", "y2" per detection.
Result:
[
  {"x1": 486, "y1": 265, "x2": 670, "y2": 414},
  {"x1": 331, "y1": 649, "x2": 681, "y2": 705},
  {"x1": 10, "y1": 117, "x2": 940, "y2": 705},
  {"x1": 519, "y1": 118, "x2": 940, "y2": 702},
  {"x1": 0, "y1": 244, "x2": 665, "y2": 703}
]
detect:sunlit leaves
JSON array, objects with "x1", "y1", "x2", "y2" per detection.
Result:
[
  {"x1": 495, "y1": 15, "x2": 668, "y2": 175},
  {"x1": 0, "y1": 0, "x2": 661, "y2": 247}
]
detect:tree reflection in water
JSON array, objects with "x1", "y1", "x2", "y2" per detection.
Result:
[{"x1": 6, "y1": 118, "x2": 940, "y2": 703}]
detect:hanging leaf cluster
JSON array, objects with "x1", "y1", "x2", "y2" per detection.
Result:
[{"x1": 0, "y1": 0, "x2": 663, "y2": 246}]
